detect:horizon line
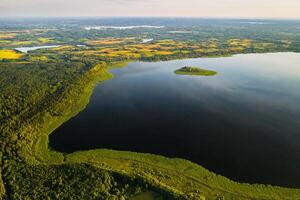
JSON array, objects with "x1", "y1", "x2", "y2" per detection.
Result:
[{"x1": 1, "y1": 16, "x2": 300, "y2": 21}]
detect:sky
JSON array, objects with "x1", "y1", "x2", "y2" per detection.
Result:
[{"x1": 0, "y1": 0, "x2": 300, "y2": 19}]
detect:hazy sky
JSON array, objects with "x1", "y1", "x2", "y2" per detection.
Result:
[{"x1": 1, "y1": 0, "x2": 300, "y2": 18}]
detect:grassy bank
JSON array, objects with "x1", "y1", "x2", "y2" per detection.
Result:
[{"x1": 32, "y1": 63, "x2": 118, "y2": 164}]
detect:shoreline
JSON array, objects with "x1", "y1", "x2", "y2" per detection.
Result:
[{"x1": 21, "y1": 53, "x2": 300, "y2": 199}]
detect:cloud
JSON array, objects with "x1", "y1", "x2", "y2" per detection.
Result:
[{"x1": 0, "y1": 0, "x2": 299, "y2": 18}]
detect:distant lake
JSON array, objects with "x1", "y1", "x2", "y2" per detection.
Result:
[
  {"x1": 15, "y1": 45, "x2": 60, "y2": 53},
  {"x1": 50, "y1": 53, "x2": 300, "y2": 188},
  {"x1": 85, "y1": 25, "x2": 165, "y2": 30},
  {"x1": 142, "y1": 38, "x2": 154, "y2": 43}
]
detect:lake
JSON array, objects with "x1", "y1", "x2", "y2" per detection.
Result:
[
  {"x1": 50, "y1": 53, "x2": 300, "y2": 188},
  {"x1": 84, "y1": 25, "x2": 165, "y2": 30},
  {"x1": 15, "y1": 45, "x2": 60, "y2": 53}
]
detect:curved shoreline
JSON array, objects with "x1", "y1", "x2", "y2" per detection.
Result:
[{"x1": 26, "y1": 56, "x2": 300, "y2": 199}]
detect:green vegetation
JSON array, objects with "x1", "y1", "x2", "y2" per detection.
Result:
[
  {"x1": 175, "y1": 66, "x2": 217, "y2": 76},
  {"x1": 6, "y1": 163, "x2": 176, "y2": 200},
  {"x1": 1, "y1": 19, "x2": 300, "y2": 199}
]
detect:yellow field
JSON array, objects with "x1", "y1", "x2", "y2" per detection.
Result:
[
  {"x1": 0, "y1": 50, "x2": 23, "y2": 59},
  {"x1": 0, "y1": 40, "x2": 10, "y2": 44},
  {"x1": 11, "y1": 41, "x2": 34, "y2": 46},
  {"x1": 29, "y1": 56, "x2": 48, "y2": 62},
  {"x1": 155, "y1": 51, "x2": 174, "y2": 55},
  {"x1": 51, "y1": 45, "x2": 74, "y2": 51},
  {"x1": 227, "y1": 39, "x2": 252, "y2": 48},
  {"x1": 38, "y1": 37, "x2": 54, "y2": 43},
  {"x1": 0, "y1": 33, "x2": 17, "y2": 39},
  {"x1": 86, "y1": 37, "x2": 136, "y2": 46}
]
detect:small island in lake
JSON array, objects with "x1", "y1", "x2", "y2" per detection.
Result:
[{"x1": 175, "y1": 66, "x2": 217, "y2": 76}]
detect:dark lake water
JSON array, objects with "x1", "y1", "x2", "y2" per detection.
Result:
[{"x1": 50, "y1": 53, "x2": 300, "y2": 188}]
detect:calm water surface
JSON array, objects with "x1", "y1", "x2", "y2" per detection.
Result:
[
  {"x1": 50, "y1": 53, "x2": 300, "y2": 187},
  {"x1": 15, "y1": 45, "x2": 60, "y2": 53}
]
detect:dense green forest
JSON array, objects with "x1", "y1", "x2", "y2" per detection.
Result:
[{"x1": 1, "y1": 18, "x2": 300, "y2": 199}]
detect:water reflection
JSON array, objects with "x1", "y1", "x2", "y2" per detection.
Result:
[{"x1": 50, "y1": 53, "x2": 300, "y2": 187}]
